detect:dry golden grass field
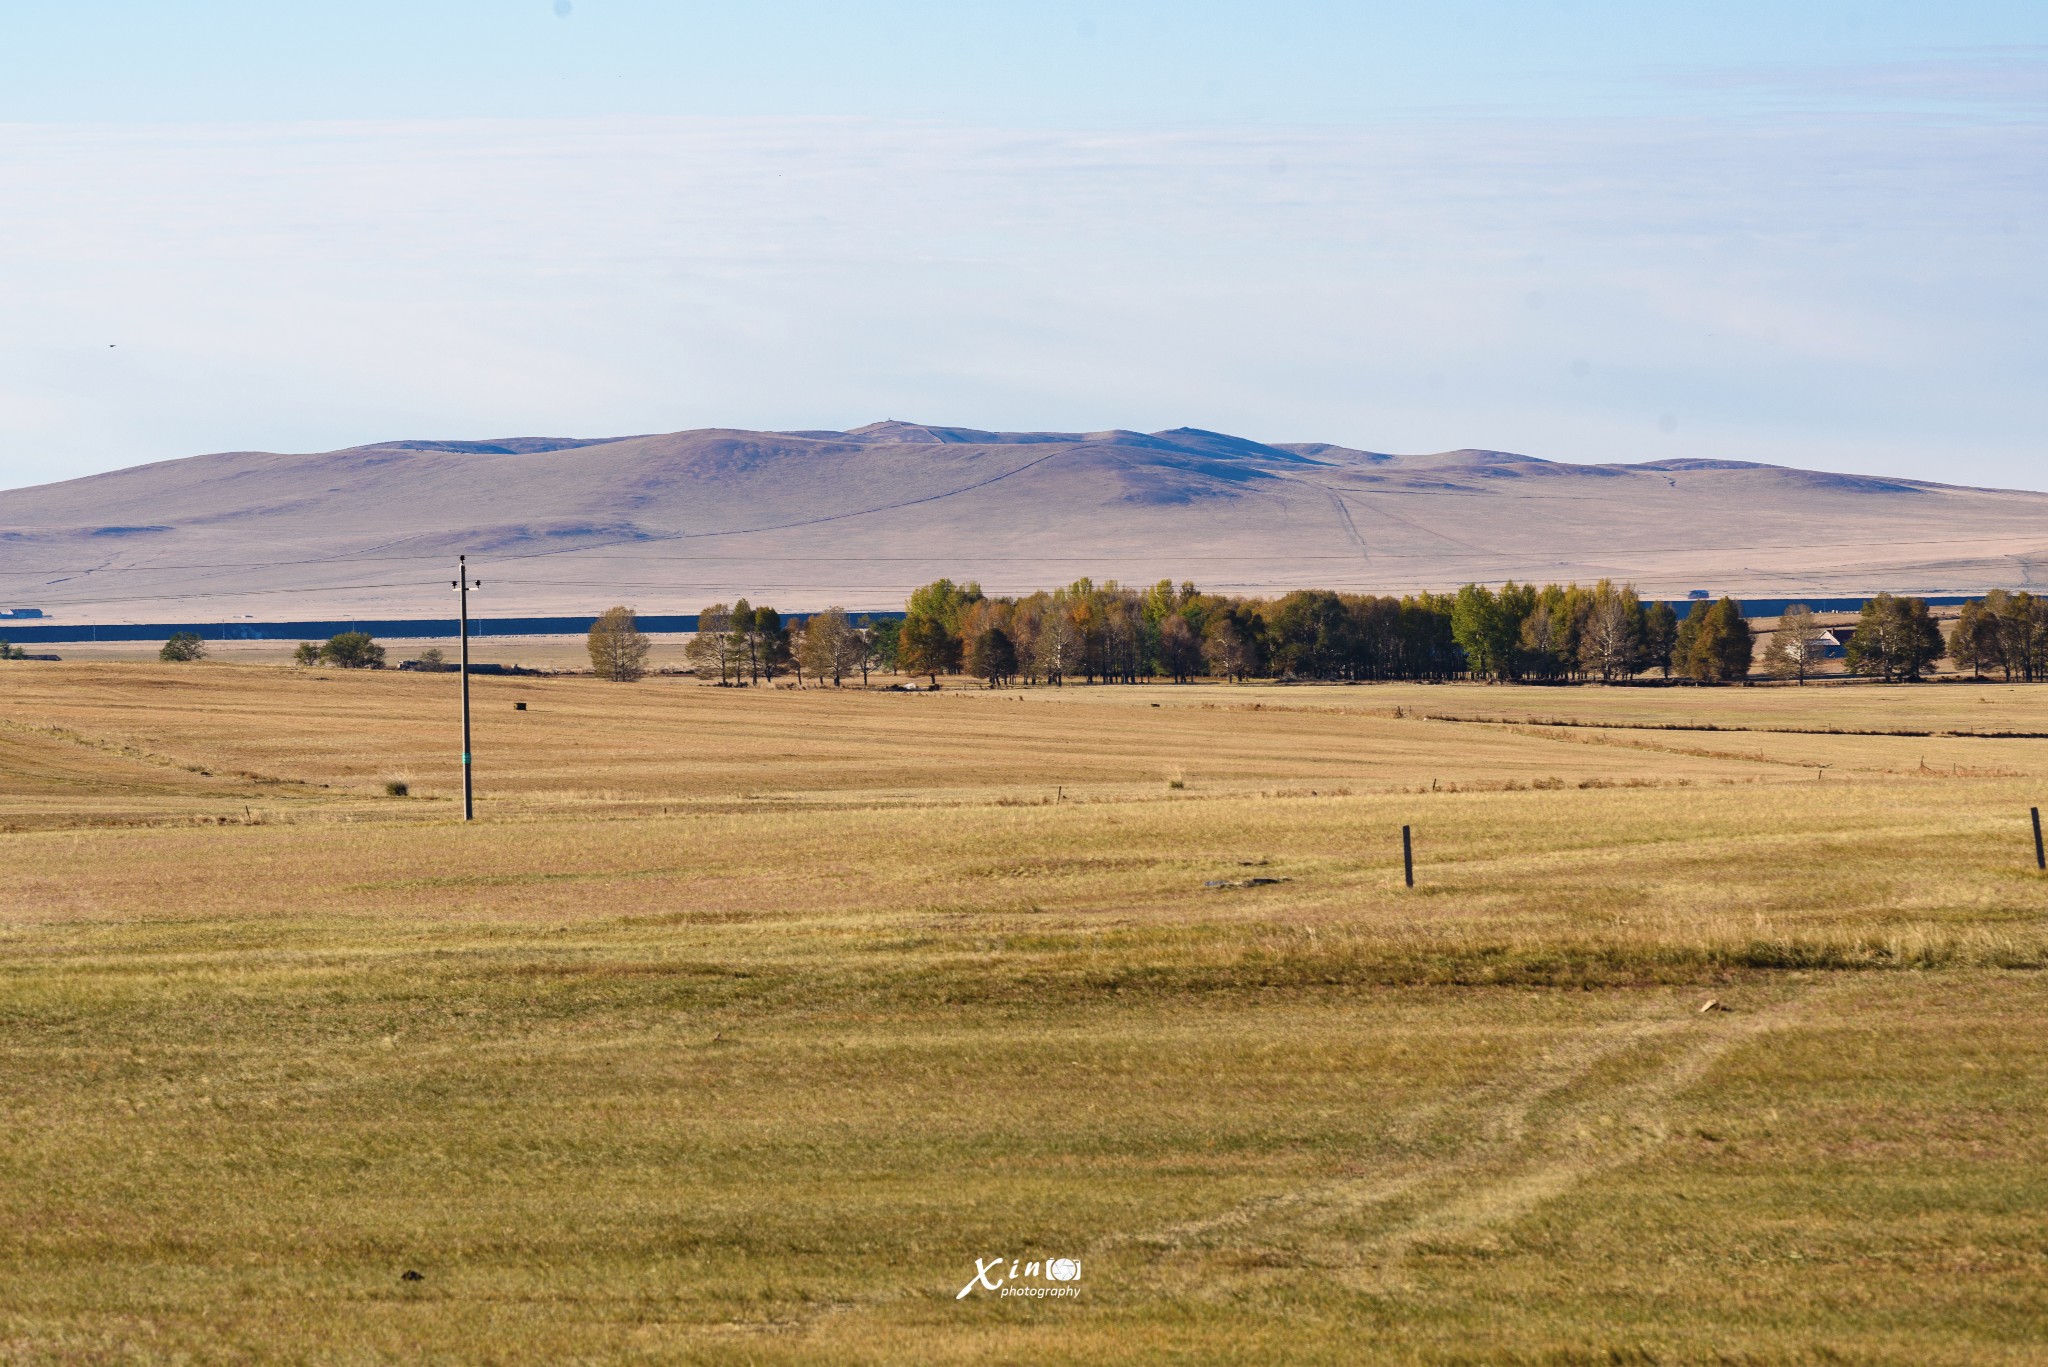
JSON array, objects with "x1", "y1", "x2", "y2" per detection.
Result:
[{"x1": 3, "y1": 661, "x2": 2047, "y2": 1364}]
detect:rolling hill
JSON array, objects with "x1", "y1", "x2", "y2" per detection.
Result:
[{"x1": 2, "y1": 421, "x2": 2044, "y2": 622}]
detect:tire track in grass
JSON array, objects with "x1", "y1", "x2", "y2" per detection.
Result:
[
  {"x1": 714, "y1": 985, "x2": 1837, "y2": 1353},
  {"x1": 1116, "y1": 981, "x2": 1838, "y2": 1292},
  {"x1": 1112, "y1": 997, "x2": 1687, "y2": 1260},
  {"x1": 1331, "y1": 985, "x2": 1834, "y2": 1290}
]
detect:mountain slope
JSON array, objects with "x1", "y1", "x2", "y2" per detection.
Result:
[{"x1": 1, "y1": 425, "x2": 2043, "y2": 622}]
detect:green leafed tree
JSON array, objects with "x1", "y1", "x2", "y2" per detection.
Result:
[
  {"x1": 1639, "y1": 601, "x2": 1679, "y2": 677},
  {"x1": 898, "y1": 612, "x2": 962, "y2": 685},
  {"x1": 587, "y1": 606, "x2": 651, "y2": 682},
  {"x1": 1949, "y1": 599, "x2": 2002, "y2": 679},
  {"x1": 752, "y1": 606, "x2": 791, "y2": 682},
  {"x1": 1449, "y1": 584, "x2": 1499, "y2": 679},
  {"x1": 1268, "y1": 590, "x2": 1353, "y2": 679},
  {"x1": 727, "y1": 600, "x2": 758, "y2": 683},
  {"x1": 159, "y1": 632, "x2": 207, "y2": 663},
  {"x1": 1845, "y1": 594, "x2": 1944, "y2": 682},
  {"x1": 320, "y1": 632, "x2": 386, "y2": 669},
  {"x1": 864, "y1": 618, "x2": 901, "y2": 674},
  {"x1": 1450, "y1": 583, "x2": 1523, "y2": 680},
  {"x1": 1985, "y1": 589, "x2": 2047, "y2": 682},
  {"x1": 1677, "y1": 598, "x2": 1752, "y2": 683},
  {"x1": 905, "y1": 578, "x2": 984, "y2": 634},
  {"x1": 725, "y1": 601, "x2": 790, "y2": 684},
  {"x1": 966, "y1": 625, "x2": 1018, "y2": 687}
]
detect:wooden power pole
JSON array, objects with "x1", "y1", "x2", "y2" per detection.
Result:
[{"x1": 454, "y1": 556, "x2": 481, "y2": 821}]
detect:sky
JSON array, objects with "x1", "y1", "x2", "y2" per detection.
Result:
[{"x1": 1, "y1": 1, "x2": 2043, "y2": 490}]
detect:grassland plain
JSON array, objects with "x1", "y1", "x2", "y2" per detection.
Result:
[{"x1": 2, "y1": 662, "x2": 2046, "y2": 1364}]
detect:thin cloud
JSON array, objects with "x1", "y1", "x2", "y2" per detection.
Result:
[
  {"x1": 1658, "y1": 46, "x2": 2048, "y2": 111},
  {"x1": 0, "y1": 113, "x2": 2041, "y2": 491}
]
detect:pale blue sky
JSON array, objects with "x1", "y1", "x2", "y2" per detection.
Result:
[
  {"x1": 1, "y1": 2, "x2": 2042, "y2": 488},
  {"x1": 6, "y1": 2, "x2": 2044, "y2": 125}
]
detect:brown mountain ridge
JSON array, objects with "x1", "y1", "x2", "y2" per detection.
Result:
[{"x1": 1, "y1": 422, "x2": 2043, "y2": 622}]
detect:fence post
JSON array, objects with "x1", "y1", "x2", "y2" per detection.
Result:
[
  {"x1": 1402, "y1": 825, "x2": 1414, "y2": 888},
  {"x1": 2034, "y1": 807, "x2": 2044, "y2": 872}
]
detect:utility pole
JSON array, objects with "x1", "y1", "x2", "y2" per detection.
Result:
[{"x1": 454, "y1": 556, "x2": 481, "y2": 821}]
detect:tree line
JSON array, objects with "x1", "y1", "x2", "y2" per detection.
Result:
[
  {"x1": 860, "y1": 578, "x2": 1749, "y2": 686},
  {"x1": 1949, "y1": 590, "x2": 2048, "y2": 682},
  {"x1": 662, "y1": 601, "x2": 896, "y2": 686},
  {"x1": 136, "y1": 582, "x2": 2028, "y2": 687},
  {"x1": 643, "y1": 581, "x2": 2020, "y2": 688},
  {"x1": 1759, "y1": 590, "x2": 2048, "y2": 684},
  {"x1": 585, "y1": 580, "x2": 1746, "y2": 686}
]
